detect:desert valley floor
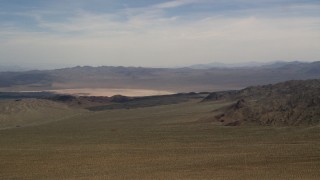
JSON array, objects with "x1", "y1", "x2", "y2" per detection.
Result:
[{"x1": 0, "y1": 98, "x2": 319, "y2": 179}]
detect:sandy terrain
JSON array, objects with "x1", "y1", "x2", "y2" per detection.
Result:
[{"x1": 1, "y1": 100, "x2": 319, "y2": 179}]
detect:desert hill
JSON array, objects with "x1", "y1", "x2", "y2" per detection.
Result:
[
  {"x1": 0, "y1": 99, "x2": 84, "y2": 129},
  {"x1": 203, "y1": 79, "x2": 320, "y2": 126}
]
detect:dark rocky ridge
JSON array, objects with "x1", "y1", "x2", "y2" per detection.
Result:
[{"x1": 0, "y1": 91, "x2": 208, "y2": 110}]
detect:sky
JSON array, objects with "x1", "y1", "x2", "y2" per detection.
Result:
[{"x1": 0, "y1": 0, "x2": 320, "y2": 68}]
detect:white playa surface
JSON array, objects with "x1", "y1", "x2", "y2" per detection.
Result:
[{"x1": 46, "y1": 88, "x2": 174, "y2": 97}]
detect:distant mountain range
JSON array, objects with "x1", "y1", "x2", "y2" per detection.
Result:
[
  {"x1": 0, "y1": 63, "x2": 75, "y2": 72},
  {"x1": 187, "y1": 61, "x2": 306, "y2": 69},
  {"x1": 0, "y1": 65, "x2": 28, "y2": 72},
  {"x1": 0, "y1": 61, "x2": 319, "y2": 92}
]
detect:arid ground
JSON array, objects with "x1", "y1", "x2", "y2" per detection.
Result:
[{"x1": 0, "y1": 99, "x2": 319, "y2": 179}]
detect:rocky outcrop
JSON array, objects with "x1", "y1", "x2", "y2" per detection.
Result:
[{"x1": 205, "y1": 79, "x2": 320, "y2": 126}]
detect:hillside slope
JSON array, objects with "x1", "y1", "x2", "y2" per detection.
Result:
[
  {"x1": 0, "y1": 99, "x2": 85, "y2": 129},
  {"x1": 203, "y1": 79, "x2": 320, "y2": 126}
]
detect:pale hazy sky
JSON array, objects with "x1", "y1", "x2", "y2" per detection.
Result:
[{"x1": 0, "y1": 0, "x2": 320, "y2": 67}]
